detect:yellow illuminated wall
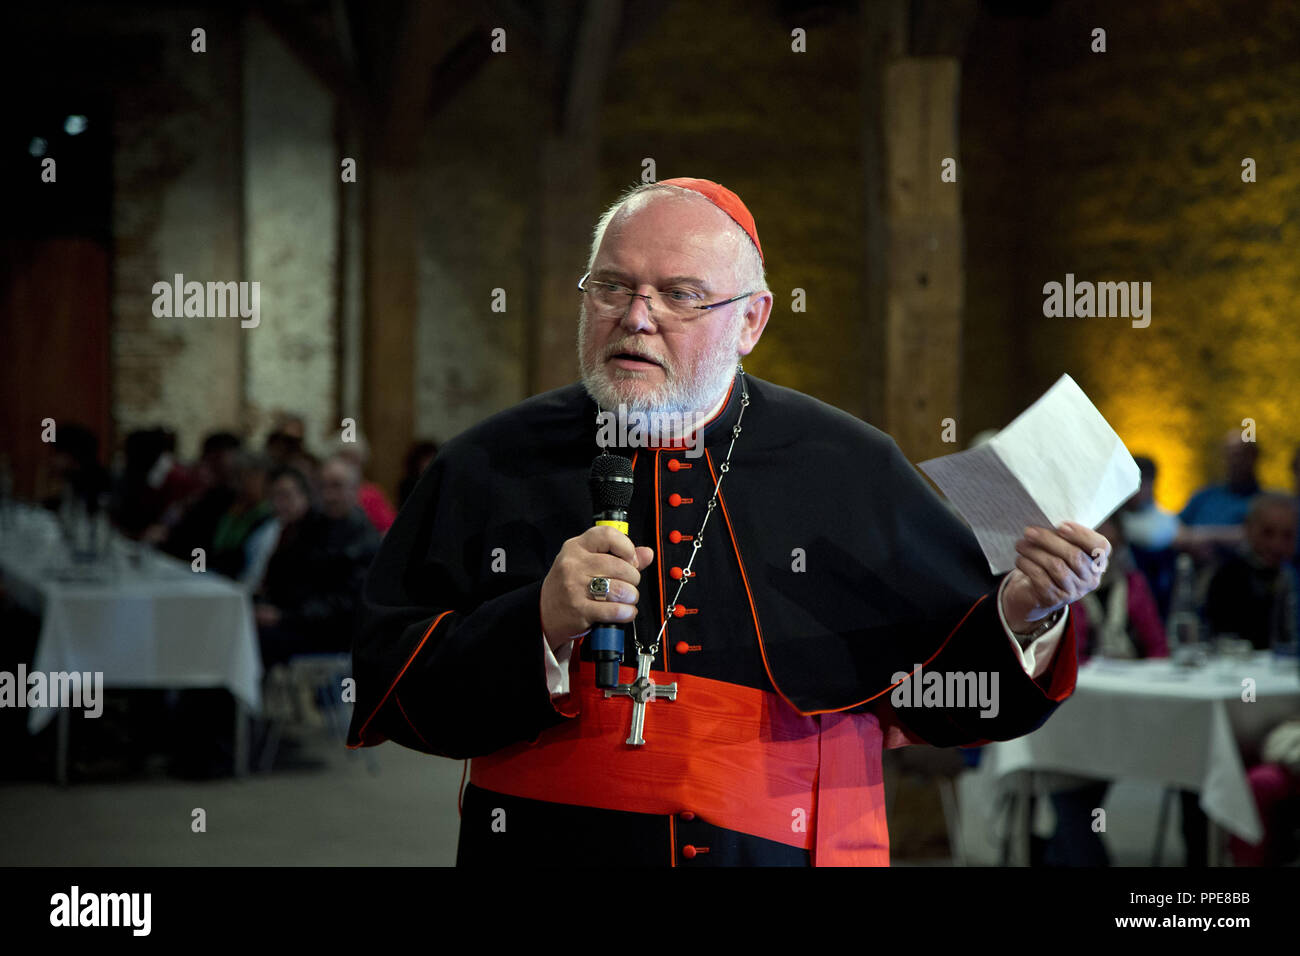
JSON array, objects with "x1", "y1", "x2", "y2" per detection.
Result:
[{"x1": 963, "y1": 0, "x2": 1300, "y2": 512}]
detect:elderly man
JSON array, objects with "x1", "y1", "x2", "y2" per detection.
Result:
[
  {"x1": 348, "y1": 178, "x2": 1106, "y2": 866},
  {"x1": 1205, "y1": 493, "x2": 1300, "y2": 650}
]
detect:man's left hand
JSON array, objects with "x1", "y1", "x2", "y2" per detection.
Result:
[{"x1": 1001, "y1": 521, "x2": 1111, "y2": 632}]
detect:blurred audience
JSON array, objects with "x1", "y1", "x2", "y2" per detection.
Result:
[
  {"x1": 37, "y1": 423, "x2": 110, "y2": 512},
  {"x1": 162, "y1": 431, "x2": 242, "y2": 561},
  {"x1": 1119, "y1": 456, "x2": 1180, "y2": 622},
  {"x1": 252, "y1": 459, "x2": 380, "y2": 668},
  {"x1": 1292, "y1": 444, "x2": 1300, "y2": 563},
  {"x1": 1042, "y1": 518, "x2": 1168, "y2": 866},
  {"x1": 1072, "y1": 518, "x2": 1169, "y2": 663},
  {"x1": 1204, "y1": 493, "x2": 1300, "y2": 651},
  {"x1": 1230, "y1": 716, "x2": 1300, "y2": 866},
  {"x1": 204, "y1": 452, "x2": 274, "y2": 581},
  {"x1": 331, "y1": 432, "x2": 396, "y2": 535},
  {"x1": 1181, "y1": 430, "x2": 1263, "y2": 527},
  {"x1": 263, "y1": 412, "x2": 319, "y2": 485},
  {"x1": 111, "y1": 427, "x2": 201, "y2": 542},
  {"x1": 1122, "y1": 452, "x2": 1243, "y2": 622}
]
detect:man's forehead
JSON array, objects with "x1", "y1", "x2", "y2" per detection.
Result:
[{"x1": 595, "y1": 192, "x2": 741, "y2": 280}]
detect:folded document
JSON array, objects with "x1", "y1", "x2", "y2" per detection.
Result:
[{"x1": 918, "y1": 374, "x2": 1140, "y2": 574}]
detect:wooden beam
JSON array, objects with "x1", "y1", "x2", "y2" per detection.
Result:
[
  {"x1": 360, "y1": 1, "x2": 462, "y2": 497},
  {"x1": 528, "y1": 0, "x2": 623, "y2": 396},
  {"x1": 882, "y1": 57, "x2": 963, "y2": 462}
]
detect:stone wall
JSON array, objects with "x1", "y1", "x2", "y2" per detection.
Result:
[
  {"x1": 242, "y1": 17, "x2": 338, "y2": 452},
  {"x1": 111, "y1": 5, "x2": 244, "y2": 461},
  {"x1": 963, "y1": 0, "x2": 1300, "y2": 507}
]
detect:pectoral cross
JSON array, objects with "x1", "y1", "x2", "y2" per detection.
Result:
[{"x1": 603, "y1": 653, "x2": 677, "y2": 746}]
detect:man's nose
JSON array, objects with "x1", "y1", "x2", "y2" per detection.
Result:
[{"x1": 619, "y1": 291, "x2": 657, "y2": 333}]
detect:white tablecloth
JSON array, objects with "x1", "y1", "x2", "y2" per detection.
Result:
[
  {"x1": 0, "y1": 504, "x2": 261, "y2": 732},
  {"x1": 982, "y1": 654, "x2": 1300, "y2": 843}
]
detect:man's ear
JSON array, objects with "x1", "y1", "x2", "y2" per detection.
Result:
[{"x1": 737, "y1": 292, "x2": 773, "y2": 356}]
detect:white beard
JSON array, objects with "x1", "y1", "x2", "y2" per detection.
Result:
[{"x1": 577, "y1": 306, "x2": 741, "y2": 420}]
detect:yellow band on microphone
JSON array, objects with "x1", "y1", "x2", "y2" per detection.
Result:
[{"x1": 595, "y1": 519, "x2": 629, "y2": 535}]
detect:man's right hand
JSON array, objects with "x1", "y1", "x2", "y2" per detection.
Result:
[{"x1": 540, "y1": 526, "x2": 654, "y2": 652}]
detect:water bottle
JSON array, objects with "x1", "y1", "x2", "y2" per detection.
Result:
[{"x1": 1168, "y1": 553, "x2": 1205, "y2": 666}]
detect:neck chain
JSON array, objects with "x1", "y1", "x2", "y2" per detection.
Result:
[{"x1": 596, "y1": 364, "x2": 750, "y2": 659}]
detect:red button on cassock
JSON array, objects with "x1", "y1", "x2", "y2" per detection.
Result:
[
  {"x1": 675, "y1": 641, "x2": 690, "y2": 654},
  {"x1": 667, "y1": 458, "x2": 681, "y2": 472},
  {"x1": 682, "y1": 845, "x2": 698, "y2": 859},
  {"x1": 668, "y1": 493, "x2": 683, "y2": 507},
  {"x1": 670, "y1": 566, "x2": 683, "y2": 580},
  {"x1": 679, "y1": 811, "x2": 695, "y2": 822},
  {"x1": 668, "y1": 530, "x2": 682, "y2": 544}
]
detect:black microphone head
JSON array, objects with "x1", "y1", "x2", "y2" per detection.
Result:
[{"x1": 589, "y1": 453, "x2": 634, "y2": 511}]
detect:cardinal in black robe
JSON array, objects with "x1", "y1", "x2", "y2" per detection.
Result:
[{"x1": 347, "y1": 178, "x2": 1104, "y2": 866}]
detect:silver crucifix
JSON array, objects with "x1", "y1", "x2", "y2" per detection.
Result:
[{"x1": 603, "y1": 652, "x2": 677, "y2": 746}]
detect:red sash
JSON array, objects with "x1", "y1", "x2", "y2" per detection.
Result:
[{"x1": 470, "y1": 660, "x2": 890, "y2": 865}]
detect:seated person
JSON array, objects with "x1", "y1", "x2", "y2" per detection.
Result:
[
  {"x1": 1120, "y1": 456, "x2": 1180, "y2": 621},
  {"x1": 254, "y1": 460, "x2": 381, "y2": 668},
  {"x1": 207, "y1": 452, "x2": 273, "y2": 581},
  {"x1": 1072, "y1": 518, "x2": 1168, "y2": 662},
  {"x1": 1230, "y1": 717, "x2": 1300, "y2": 866},
  {"x1": 1181, "y1": 431, "x2": 1264, "y2": 528},
  {"x1": 1204, "y1": 493, "x2": 1300, "y2": 651},
  {"x1": 162, "y1": 431, "x2": 243, "y2": 562},
  {"x1": 1041, "y1": 519, "x2": 1168, "y2": 866},
  {"x1": 329, "y1": 433, "x2": 396, "y2": 536}
]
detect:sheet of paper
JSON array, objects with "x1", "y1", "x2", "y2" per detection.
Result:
[{"x1": 919, "y1": 374, "x2": 1140, "y2": 574}]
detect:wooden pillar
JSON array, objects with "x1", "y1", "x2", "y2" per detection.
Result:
[
  {"x1": 528, "y1": 1, "x2": 622, "y2": 396},
  {"x1": 362, "y1": 160, "x2": 418, "y2": 498},
  {"x1": 882, "y1": 57, "x2": 963, "y2": 462},
  {"x1": 358, "y1": 1, "x2": 454, "y2": 497}
]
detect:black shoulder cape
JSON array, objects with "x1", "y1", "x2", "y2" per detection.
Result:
[{"x1": 347, "y1": 373, "x2": 1075, "y2": 758}]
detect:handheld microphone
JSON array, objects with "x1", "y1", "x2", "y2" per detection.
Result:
[{"x1": 589, "y1": 453, "x2": 635, "y2": 689}]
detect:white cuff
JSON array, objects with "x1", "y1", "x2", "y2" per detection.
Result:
[
  {"x1": 543, "y1": 634, "x2": 573, "y2": 696},
  {"x1": 997, "y1": 575, "x2": 1068, "y2": 680}
]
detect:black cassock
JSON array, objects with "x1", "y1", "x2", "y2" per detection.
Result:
[{"x1": 347, "y1": 372, "x2": 1077, "y2": 865}]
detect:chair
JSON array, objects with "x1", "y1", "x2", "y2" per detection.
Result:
[{"x1": 257, "y1": 652, "x2": 378, "y2": 774}]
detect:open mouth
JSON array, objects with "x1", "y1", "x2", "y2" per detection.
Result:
[{"x1": 608, "y1": 351, "x2": 662, "y2": 370}]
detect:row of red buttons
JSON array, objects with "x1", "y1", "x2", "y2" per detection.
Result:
[
  {"x1": 668, "y1": 455, "x2": 709, "y2": 861},
  {"x1": 677, "y1": 811, "x2": 708, "y2": 860},
  {"x1": 665, "y1": 455, "x2": 701, "y2": 656}
]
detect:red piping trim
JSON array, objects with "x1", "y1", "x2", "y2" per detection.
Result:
[
  {"x1": 394, "y1": 692, "x2": 433, "y2": 750},
  {"x1": 352, "y1": 609, "x2": 453, "y2": 745},
  {"x1": 706, "y1": 449, "x2": 994, "y2": 718}
]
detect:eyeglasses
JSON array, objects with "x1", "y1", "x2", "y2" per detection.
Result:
[{"x1": 578, "y1": 272, "x2": 754, "y2": 323}]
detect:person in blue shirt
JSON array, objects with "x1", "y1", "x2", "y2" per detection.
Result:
[{"x1": 1181, "y1": 429, "x2": 1263, "y2": 528}]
